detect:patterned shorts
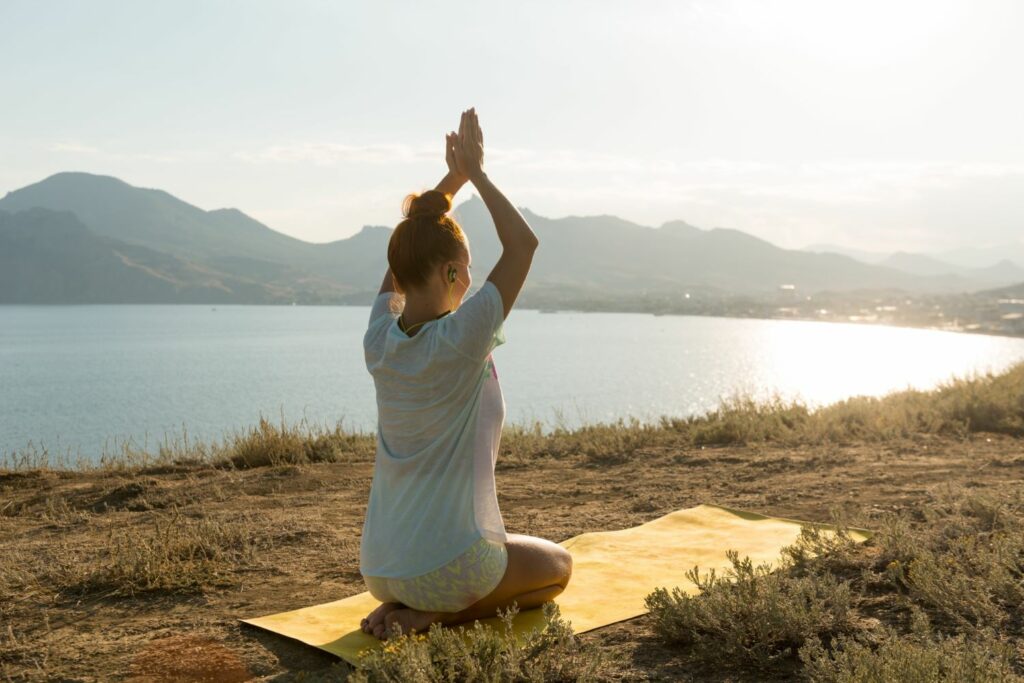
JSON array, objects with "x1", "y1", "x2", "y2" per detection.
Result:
[{"x1": 363, "y1": 536, "x2": 509, "y2": 613}]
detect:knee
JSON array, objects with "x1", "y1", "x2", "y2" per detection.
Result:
[{"x1": 554, "y1": 546, "x2": 573, "y2": 588}]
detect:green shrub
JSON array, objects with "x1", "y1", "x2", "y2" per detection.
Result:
[
  {"x1": 801, "y1": 631, "x2": 1021, "y2": 683},
  {"x1": 644, "y1": 550, "x2": 855, "y2": 670},
  {"x1": 885, "y1": 530, "x2": 1024, "y2": 631},
  {"x1": 349, "y1": 602, "x2": 608, "y2": 683},
  {"x1": 875, "y1": 491, "x2": 1024, "y2": 631}
]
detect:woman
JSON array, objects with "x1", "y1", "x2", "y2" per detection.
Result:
[{"x1": 359, "y1": 108, "x2": 573, "y2": 640}]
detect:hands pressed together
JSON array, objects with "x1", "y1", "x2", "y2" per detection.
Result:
[{"x1": 445, "y1": 108, "x2": 485, "y2": 184}]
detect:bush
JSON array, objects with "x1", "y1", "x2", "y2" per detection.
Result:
[
  {"x1": 349, "y1": 602, "x2": 608, "y2": 683},
  {"x1": 876, "y1": 491, "x2": 1024, "y2": 631},
  {"x1": 801, "y1": 630, "x2": 1021, "y2": 683},
  {"x1": 644, "y1": 550, "x2": 855, "y2": 670}
]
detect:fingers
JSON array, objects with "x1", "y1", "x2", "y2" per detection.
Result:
[{"x1": 460, "y1": 106, "x2": 480, "y2": 146}]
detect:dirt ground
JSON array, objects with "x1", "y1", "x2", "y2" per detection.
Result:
[{"x1": 2, "y1": 432, "x2": 1022, "y2": 682}]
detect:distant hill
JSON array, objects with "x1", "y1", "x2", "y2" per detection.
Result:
[
  {"x1": 803, "y1": 244, "x2": 1024, "y2": 286},
  {"x1": 0, "y1": 173, "x2": 310, "y2": 263},
  {"x1": 0, "y1": 208, "x2": 301, "y2": 303},
  {"x1": 803, "y1": 243, "x2": 890, "y2": 264},
  {"x1": 878, "y1": 252, "x2": 1024, "y2": 286},
  {"x1": 933, "y1": 243, "x2": 1024, "y2": 270},
  {"x1": 2, "y1": 171, "x2": 1021, "y2": 305},
  {"x1": 454, "y1": 196, "x2": 992, "y2": 296},
  {"x1": 0, "y1": 172, "x2": 379, "y2": 293},
  {"x1": 979, "y1": 280, "x2": 1024, "y2": 299}
]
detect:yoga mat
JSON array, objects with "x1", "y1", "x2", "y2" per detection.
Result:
[{"x1": 240, "y1": 503, "x2": 869, "y2": 666}]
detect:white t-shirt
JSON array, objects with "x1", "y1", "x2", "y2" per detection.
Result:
[{"x1": 359, "y1": 280, "x2": 509, "y2": 578}]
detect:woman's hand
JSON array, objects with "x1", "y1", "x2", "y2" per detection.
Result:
[
  {"x1": 444, "y1": 132, "x2": 466, "y2": 184},
  {"x1": 453, "y1": 108, "x2": 485, "y2": 182}
]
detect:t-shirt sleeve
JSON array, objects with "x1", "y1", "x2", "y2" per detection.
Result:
[
  {"x1": 368, "y1": 291, "x2": 403, "y2": 328},
  {"x1": 441, "y1": 280, "x2": 507, "y2": 361}
]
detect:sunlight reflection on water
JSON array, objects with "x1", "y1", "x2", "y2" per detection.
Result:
[{"x1": 1, "y1": 305, "x2": 1022, "y2": 462}]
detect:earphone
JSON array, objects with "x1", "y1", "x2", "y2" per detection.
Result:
[{"x1": 447, "y1": 266, "x2": 463, "y2": 311}]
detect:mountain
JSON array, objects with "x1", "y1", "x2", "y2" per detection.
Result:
[
  {"x1": 0, "y1": 173, "x2": 310, "y2": 263},
  {"x1": 933, "y1": 243, "x2": 1024, "y2": 270},
  {"x1": 0, "y1": 172, "x2": 370, "y2": 292},
  {"x1": 803, "y1": 243, "x2": 889, "y2": 264},
  {"x1": 878, "y1": 252, "x2": 1024, "y2": 286},
  {"x1": 455, "y1": 195, "x2": 987, "y2": 296},
  {"x1": 0, "y1": 208, "x2": 300, "y2": 303},
  {"x1": 801, "y1": 244, "x2": 1024, "y2": 289},
  {"x1": 880, "y1": 252, "x2": 961, "y2": 277},
  {"x1": 3, "y1": 171, "x2": 1019, "y2": 304}
]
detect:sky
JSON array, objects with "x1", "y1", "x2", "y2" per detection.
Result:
[{"x1": 2, "y1": 0, "x2": 1022, "y2": 253}]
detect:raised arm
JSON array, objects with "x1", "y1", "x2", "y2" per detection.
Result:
[
  {"x1": 376, "y1": 267, "x2": 397, "y2": 296},
  {"x1": 454, "y1": 108, "x2": 539, "y2": 320}
]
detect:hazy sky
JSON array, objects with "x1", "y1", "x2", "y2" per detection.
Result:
[{"x1": 2, "y1": 0, "x2": 1022, "y2": 252}]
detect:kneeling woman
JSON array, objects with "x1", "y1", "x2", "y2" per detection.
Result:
[{"x1": 359, "y1": 108, "x2": 572, "y2": 640}]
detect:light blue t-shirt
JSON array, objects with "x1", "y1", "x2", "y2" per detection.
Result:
[{"x1": 359, "y1": 280, "x2": 509, "y2": 578}]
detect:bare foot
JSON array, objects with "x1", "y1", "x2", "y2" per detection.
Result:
[
  {"x1": 375, "y1": 607, "x2": 445, "y2": 640},
  {"x1": 361, "y1": 602, "x2": 404, "y2": 635}
]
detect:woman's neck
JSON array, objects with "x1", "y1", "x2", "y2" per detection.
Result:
[{"x1": 399, "y1": 295, "x2": 450, "y2": 336}]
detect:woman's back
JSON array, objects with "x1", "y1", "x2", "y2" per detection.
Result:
[{"x1": 360, "y1": 280, "x2": 508, "y2": 578}]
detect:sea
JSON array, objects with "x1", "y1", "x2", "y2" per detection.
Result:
[{"x1": 2, "y1": 304, "x2": 1023, "y2": 465}]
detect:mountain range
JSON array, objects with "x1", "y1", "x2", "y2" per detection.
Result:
[
  {"x1": 1, "y1": 172, "x2": 1021, "y2": 305},
  {"x1": 804, "y1": 243, "x2": 1024, "y2": 278}
]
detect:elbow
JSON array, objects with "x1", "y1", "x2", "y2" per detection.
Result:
[{"x1": 501, "y1": 232, "x2": 539, "y2": 254}]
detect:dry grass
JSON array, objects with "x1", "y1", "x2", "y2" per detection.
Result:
[
  {"x1": 221, "y1": 415, "x2": 376, "y2": 469},
  {"x1": 0, "y1": 507, "x2": 275, "y2": 602},
  {"x1": 671, "y1": 361, "x2": 1024, "y2": 447},
  {"x1": 1, "y1": 414, "x2": 377, "y2": 474},
  {"x1": 68, "y1": 509, "x2": 273, "y2": 597}
]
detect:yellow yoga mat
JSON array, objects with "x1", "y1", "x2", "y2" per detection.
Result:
[{"x1": 239, "y1": 504, "x2": 869, "y2": 666}]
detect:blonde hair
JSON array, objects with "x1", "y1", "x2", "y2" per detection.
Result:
[{"x1": 388, "y1": 190, "x2": 467, "y2": 293}]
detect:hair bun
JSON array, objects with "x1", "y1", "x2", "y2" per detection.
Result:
[{"x1": 403, "y1": 190, "x2": 452, "y2": 220}]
